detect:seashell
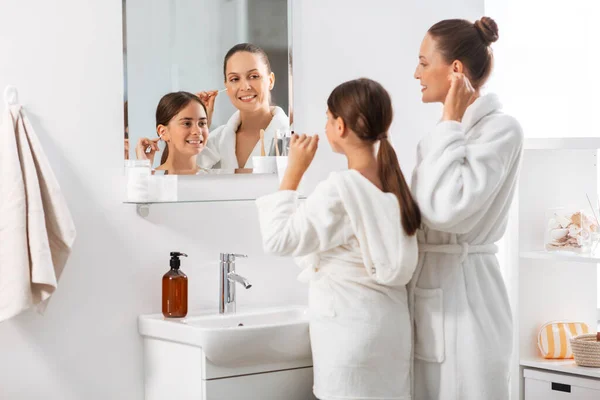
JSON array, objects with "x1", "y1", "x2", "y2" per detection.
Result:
[
  {"x1": 556, "y1": 234, "x2": 569, "y2": 243},
  {"x1": 582, "y1": 213, "x2": 594, "y2": 225},
  {"x1": 556, "y1": 215, "x2": 572, "y2": 228},
  {"x1": 570, "y1": 212, "x2": 583, "y2": 227},
  {"x1": 547, "y1": 218, "x2": 561, "y2": 230},
  {"x1": 550, "y1": 229, "x2": 568, "y2": 241},
  {"x1": 568, "y1": 225, "x2": 582, "y2": 237}
]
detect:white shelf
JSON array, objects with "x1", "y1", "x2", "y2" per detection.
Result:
[
  {"x1": 520, "y1": 250, "x2": 600, "y2": 264},
  {"x1": 521, "y1": 357, "x2": 600, "y2": 379},
  {"x1": 525, "y1": 137, "x2": 600, "y2": 150}
]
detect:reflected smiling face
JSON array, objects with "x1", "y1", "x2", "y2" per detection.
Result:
[
  {"x1": 225, "y1": 51, "x2": 274, "y2": 112},
  {"x1": 159, "y1": 101, "x2": 209, "y2": 157}
]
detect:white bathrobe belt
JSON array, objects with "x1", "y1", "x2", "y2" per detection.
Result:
[
  {"x1": 297, "y1": 259, "x2": 365, "y2": 283},
  {"x1": 418, "y1": 243, "x2": 498, "y2": 263}
]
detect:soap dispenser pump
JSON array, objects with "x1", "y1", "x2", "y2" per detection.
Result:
[{"x1": 162, "y1": 251, "x2": 188, "y2": 318}]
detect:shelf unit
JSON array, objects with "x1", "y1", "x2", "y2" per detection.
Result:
[
  {"x1": 520, "y1": 251, "x2": 600, "y2": 264},
  {"x1": 520, "y1": 357, "x2": 600, "y2": 380},
  {"x1": 123, "y1": 173, "x2": 307, "y2": 217},
  {"x1": 524, "y1": 137, "x2": 600, "y2": 150},
  {"x1": 510, "y1": 137, "x2": 600, "y2": 399}
]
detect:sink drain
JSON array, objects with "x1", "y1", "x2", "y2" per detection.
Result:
[{"x1": 237, "y1": 323, "x2": 244, "y2": 327}]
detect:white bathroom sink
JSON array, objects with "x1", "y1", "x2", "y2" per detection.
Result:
[{"x1": 138, "y1": 306, "x2": 311, "y2": 367}]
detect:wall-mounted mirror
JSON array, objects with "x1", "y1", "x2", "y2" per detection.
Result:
[{"x1": 123, "y1": 0, "x2": 292, "y2": 181}]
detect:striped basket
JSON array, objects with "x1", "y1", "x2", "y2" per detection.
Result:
[
  {"x1": 570, "y1": 333, "x2": 600, "y2": 367},
  {"x1": 537, "y1": 321, "x2": 590, "y2": 359}
]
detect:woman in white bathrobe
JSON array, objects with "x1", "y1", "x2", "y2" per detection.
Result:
[
  {"x1": 410, "y1": 17, "x2": 524, "y2": 400},
  {"x1": 256, "y1": 78, "x2": 421, "y2": 400},
  {"x1": 197, "y1": 43, "x2": 289, "y2": 171}
]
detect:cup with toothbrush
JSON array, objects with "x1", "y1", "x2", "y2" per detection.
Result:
[
  {"x1": 252, "y1": 129, "x2": 278, "y2": 174},
  {"x1": 272, "y1": 129, "x2": 293, "y2": 182}
]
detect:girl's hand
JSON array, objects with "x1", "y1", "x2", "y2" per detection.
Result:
[
  {"x1": 288, "y1": 134, "x2": 319, "y2": 174},
  {"x1": 135, "y1": 137, "x2": 160, "y2": 165},
  {"x1": 196, "y1": 90, "x2": 219, "y2": 127},
  {"x1": 442, "y1": 73, "x2": 476, "y2": 122},
  {"x1": 280, "y1": 134, "x2": 319, "y2": 190}
]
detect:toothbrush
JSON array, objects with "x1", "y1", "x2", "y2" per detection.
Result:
[
  {"x1": 275, "y1": 130, "x2": 280, "y2": 157},
  {"x1": 260, "y1": 129, "x2": 266, "y2": 156}
]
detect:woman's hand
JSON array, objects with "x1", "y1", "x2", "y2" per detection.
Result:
[
  {"x1": 442, "y1": 73, "x2": 476, "y2": 122},
  {"x1": 280, "y1": 134, "x2": 319, "y2": 191},
  {"x1": 135, "y1": 137, "x2": 161, "y2": 165},
  {"x1": 196, "y1": 90, "x2": 219, "y2": 127}
]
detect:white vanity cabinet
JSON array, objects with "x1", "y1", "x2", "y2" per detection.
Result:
[
  {"x1": 203, "y1": 367, "x2": 315, "y2": 400},
  {"x1": 509, "y1": 138, "x2": 600, "y2": 399},
  {"x1": 142, "y1": 336, "x2": 316, "y2": 400},
  {"x1": 139, "y1": 306, "x2": 316, "y2": 400}
]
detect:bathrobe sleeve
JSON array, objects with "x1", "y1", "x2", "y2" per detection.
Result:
[
  {"x1": 255, "y1": 179, "x2": 351, "y2": 257},
  {"x1": 412, "y1": 116, "x2": 523, "y2": 233},
  {"x1": 197, "y1": 126, "x2": 223, "y2": 169}
]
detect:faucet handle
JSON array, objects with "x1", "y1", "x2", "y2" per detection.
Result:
[{"x1": 220, "y1": 253, "x2": 248, "y2": 262}]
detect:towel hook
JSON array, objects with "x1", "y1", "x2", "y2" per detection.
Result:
[
  {"x1": 4, "y1": 85, "x2": 19, "y2": 106},
  {"x1": 136, "y1": 204, "x2": 150, "y2": 217}
]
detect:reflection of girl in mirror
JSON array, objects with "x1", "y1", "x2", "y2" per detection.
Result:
[
  {"x1": 197, "y1": 43, "x2": 289, "y2": 170},
  {"x1": 256, "y1": 79, "x2": 420, "y2": 400},
  {"x1": 135, "y1": 91, "x2": 209, "y2": 175}
]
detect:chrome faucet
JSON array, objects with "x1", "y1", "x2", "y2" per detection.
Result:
[{"x1": 219, "y1": 253, "x2": 252, "y2": 314}]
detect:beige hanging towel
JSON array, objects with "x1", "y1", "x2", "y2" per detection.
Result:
[{"x1": 0, "y1": 104, "x2": 76, "y2": 322}]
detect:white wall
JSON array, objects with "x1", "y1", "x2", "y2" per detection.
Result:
[
  {"x1": 0, "y1": 0, "x2": 482, "y2": 399},
  {"x1": 294, "y1": 0, "x2": 483, "y2": 190},
  {"x1": 485, "y1": 0, "x2": 600, "y2": 139}
]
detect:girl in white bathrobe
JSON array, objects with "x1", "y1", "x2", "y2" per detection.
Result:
[
  {"x1": 196, "y1": 43, "x2": 290, "y2": 171},
  {"x1": 256, "y1": 78, "x2": 421, "y2": 400},
  {"x1": 411, "y1": 17, "x2": 524, "y2": 400}
]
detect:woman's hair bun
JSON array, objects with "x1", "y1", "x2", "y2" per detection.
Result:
[{"x1": 474, "y1": 16, "x2": 499, "y2": 45}]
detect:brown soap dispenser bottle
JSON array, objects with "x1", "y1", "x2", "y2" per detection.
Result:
[{"x1": 162, "y1": 252, "x2": 188, "y2": 318}]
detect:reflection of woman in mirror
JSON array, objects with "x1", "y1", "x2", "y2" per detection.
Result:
[
  {"x1": 197, "y1": 43, "x2": 289, "y2": 170},
  {"x1": 135, "y1": 92, "x2": 209, "y2": 175}
]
